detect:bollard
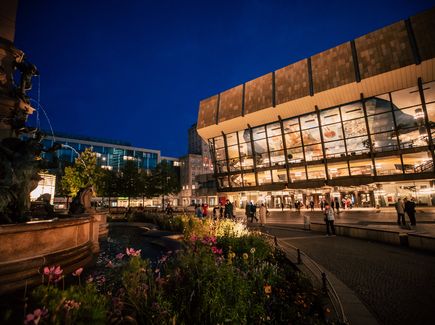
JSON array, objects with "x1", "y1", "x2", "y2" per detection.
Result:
[
  {"x1": 297, "y1": 248, "x2": 302, "y2": 264},
  {"x1": 321, "y1": 272, "x2": 328, "y2": 294}
]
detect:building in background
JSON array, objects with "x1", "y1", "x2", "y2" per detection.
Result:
[
  {"x1": 41, "y1": 131, "x2": 160, "y2": 172},
  {"x1": 196, "y1": 8, "x2": 435, "y2": 209},
  {"x1": 180, "y1": 123, "x2": 217, "y2": 206},
  {"x1": 35, "y1": 131, "x2": 181, "y2": 207}
]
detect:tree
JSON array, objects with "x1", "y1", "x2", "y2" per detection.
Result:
[
  {"x1": 96, "y1": 168, "x2": 120, "y2": 210},
  {"x1": 117, "y1": 160, "x2": 144, "y2": 207},
  {"x1": 147, "y1": 160, "x2": 180, "y2": 209},
  {"x1": 60, "y1": 148, "x2": 102, "y2": 199}
]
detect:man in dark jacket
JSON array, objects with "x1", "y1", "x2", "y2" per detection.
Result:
[
  {"x1": 404, "y1": 197, "x2": 417, "y2": 226},
  {"x1": 224, "y1": 200, "x2": 233, "y2": 219}
]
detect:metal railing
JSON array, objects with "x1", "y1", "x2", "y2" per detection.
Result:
[{"x1": 262, "y1": 232, "x2": 349, "y2": 324}]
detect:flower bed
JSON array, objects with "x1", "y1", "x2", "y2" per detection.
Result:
[{"x1": 5, "y1": 216, "x2": 330, "y2": 324}]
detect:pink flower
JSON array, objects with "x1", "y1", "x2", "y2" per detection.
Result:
[
  {"x1": 190, "y1": 235, "x2": 198, "y2": 242},
  {"x1": 211, "y1": 246, "x2": 223, "y2": 255},
  {"x1": 72, "y1": 267, "x2": 83, "y2": 277},
  {"x1": 115, "y1": 253, "x2": 125, "y2": 260},
  {"x1": 24, "y1": 308, "x2": 47, "y2": 324},
  {"x1": 126, "y1": 247, "x2": 141, "y2": 257},
  {"x1": 86, "y1": 275, "x2": 94, "y2": 283},
  {"x1": 43, "y1": 265, "x2": 63, "y2": 283},
  {"x1": 64, "y1": 299, "x2": 81, "y2": 311}
]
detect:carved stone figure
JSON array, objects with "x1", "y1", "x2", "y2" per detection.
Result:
[{"x1": 69, "y1": 186, "x2": 95, "y2": 215}]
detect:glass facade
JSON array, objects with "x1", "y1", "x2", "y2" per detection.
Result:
[
  {"x1": 41, "y1": 136, "x2": 160, "y2": 172},
  {"x1": 209, "y1": 82, "x2": 435, "y2": 190}
]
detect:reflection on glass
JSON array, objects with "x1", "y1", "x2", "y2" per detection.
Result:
[
  {"x1": 215, "y1": 148, "x2": 226, "y2": 160},
  {"x1": 375, "y1": 156, "x2": 402, "y2": 175},
  {"x1": 254, "y1": 139, "x2": 268, "y2": 154},
  {"x1": 300, "y1": 113, "x2": 318, "y2": 130},
  {"x1": 322, "y1": 123, "x2": 343, "y2": 141},
  {"x1": 307, "y1": 165, "x2": 326, "y2": 179},
  {"x1": 226, "y1": 133, "x2": 238, "y2": 146},
  {"x1": 346, "y1": 137, "x2": 370, "y2": 155},
  {"x1": 228, "y1": 158, "x2": 241, "y2": 172},
  {"x1": 243, "y1": 173, "x2": 256, "y2": 187},
  {"x1": 302, "y1": 128, "x2": 321, "y2": 144},
  {"x1": 214, "y1": 136, "x2": 224, "y2": 148},
  {"x1": 268, "y1": 135, "x2": 283, "y2": 151},
  {"x1": 272, "y1": 169, "x2": 287, "y2": 183},
  {"x1": 252, "y1": 126, "x2": 266, "y2": 140},
  {"x1": 426, "y1": 103, "x2": 435, "y2": 122},
  {"x1": 287, "y1": 147, "x2": 304, "y2": 163},
  {"x1": 304, "y1": 144, "x2": 323, "y2": 161},
  {"x1": 285, "y1": 132, "x2": 302, "y2": 148},
  {"x1": 341, "y1": 102, "x2": 364, "y2": 120},
  {"x1": 371, "y1": 132, "x2": 397, "y2": 152},
  {"x1": 320, "y1": 107, "x2": 341, "y2": 125},
  {"x1": 218, "y1": 176, "x2": 229, "y2": 188},
  {"x1": 238, "y1": 129, "x2": 251, "y2": 143},
  {"x1": 367, "y1": 112, "x2": 395, "y2": 133},
  {"x1": 394, "y1": 107, "x2": 420, "y2": 130},
  {"x1": 227, "y1": 145, "x2": 239, "y2": 159},
  {"x1": 269, "y1": 150, "x2": 285, "y2": 166},
  {"x1": 282, "y1": 118, "x2": 300, "y2": 133},
  {"x1": 402, "y1": 151, "x2": 433, "y2": 174},
  {"x1": 365, "y1": 96, "x2": 391, "y2": 115},
  {"x1": 391, "y1": 86, "x2": 421, "y2": 109},
  {"x1": 289, "y1": 167, "x2": 306, "y2": 181},
  {"x1": 267, "y1": 122, "x2": 282, "y2": 137},
  {"x1": 229, "y1": 174, "x2": 243, "y2": 187},
  {"x1": 324, "y1": 140, "x2": 346, "y2": 158},
  {"x1": 328, "y1": 162, "x2": 349, "y2": 178},
  {"x1": 257, "y1": 170, "x2": 272, "y2": 185},
  {"x1": 216, "y1": 160, "x2": 227, "y2": 173},
  {"x1": 350, "y1": 160, "x2": 373, "y2": 176},
  {"x1": 399, "y1": 128, "x2": 428, "y2": 149},
  {"x1": 239, "y1": 142, "x2": 251, "y2": 157},
  {"x1": 423, "y1": 81, "x2": 435, "y2": 103},
  {"x1": 240, "y1": 156, "x2": 254, "y2": 170},
  {"x1": 343, "y1": 118, "x2": 367, "y2": 137}
]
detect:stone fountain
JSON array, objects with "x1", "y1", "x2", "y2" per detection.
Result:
[{"x1": 0, "y1": 1, "x2": 107, "y2": 294}]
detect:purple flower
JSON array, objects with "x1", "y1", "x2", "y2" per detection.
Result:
[{"x1": 115, "y1": 253, "x2": 125, "y2": 260}]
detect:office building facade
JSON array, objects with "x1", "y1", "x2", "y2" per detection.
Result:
[
  {"x1": 197, "y1": 8, "x2": 435, "y2": 208},
  {"x1": 41, "y1": 132, "x2": 160, "y2": 172}
]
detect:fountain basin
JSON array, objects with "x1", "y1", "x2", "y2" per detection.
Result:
[{"x1": 0, "y1": 214, "x2": 107, "y2": 294}]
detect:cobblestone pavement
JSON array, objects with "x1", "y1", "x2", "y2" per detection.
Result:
[{"x1": 265, "y1": 227, "x2": 435, "y2": 325}]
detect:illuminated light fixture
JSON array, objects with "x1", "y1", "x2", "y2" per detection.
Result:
[{"x1": 414, "y1": 108, "x2": 424, "y2": 120}]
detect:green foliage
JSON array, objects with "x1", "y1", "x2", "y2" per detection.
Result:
[
  {"x1": 60, "y1": 148, "x2": 102, "y2": 197},
  {"x1": 146, "y1": 160, "x2": 180, "y2": 199},
  {"x1": 127, "y1": 211, "x2": 186, "y2": 232},
  {"x1": 31, "y1": 283, "x2": 107, "y2": 324}
]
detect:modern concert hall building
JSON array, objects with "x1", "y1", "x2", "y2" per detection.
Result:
[{"x1": 196, "y1": 8, "x2": 435, "y2": 208}]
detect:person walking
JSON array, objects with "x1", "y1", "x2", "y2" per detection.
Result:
[
  {"x1": 404, "y1": 197, "x2": 417, "y2": 226},
  {"x1": 219, "y1": 203, "x2": 224, "y2": 219},
  {"x1": 245, "y1": 202, "x2": 253, "y2": 222},
  {"x1": 320, "y1": 199, "x2": 325, "y2": 212},
  {"x1": 334, "y1": 197, "x2": 340, "y2": 214},
  {"x1": 324, "y1": 203, "x2": 336, "y2": 236},
  {"x1": 202, "y1": 203, "x2": 209, "y2": 218},
  {"x1": 309, "y1": 200, "x2": 314, "y2": 211},
  {"x1": 259, "y1": 203, "x2": 267, "y2": 226},
  {"x1": 195, "y1": 204, "x2": 203, "y2": 218},
  {"x1": 395, "y1": 198, "x2": 405, "y2": 226},
  {"x1": 224, "y1": 200, "x2": 233, "y2": 219},
  {"x1": 250, "y1": 202, "x2": 258, "y2": 223}
]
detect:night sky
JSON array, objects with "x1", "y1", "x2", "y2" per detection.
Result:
[{"x1": 14, "y1": 0, "x2": 434, "y2": 157}]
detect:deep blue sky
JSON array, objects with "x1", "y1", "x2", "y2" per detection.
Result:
[{"x1": 15, "y1": 0, "x2": 434, "y2": 157}]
